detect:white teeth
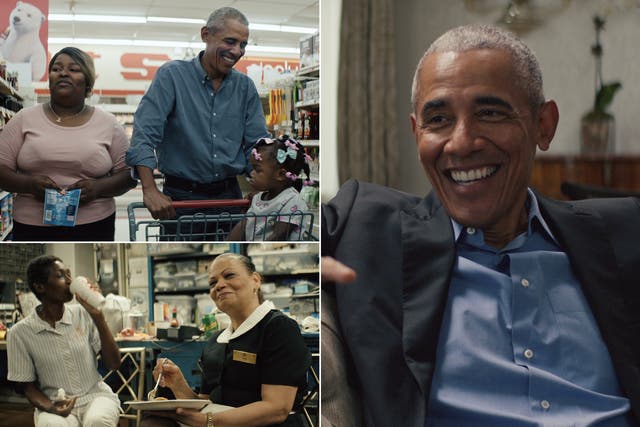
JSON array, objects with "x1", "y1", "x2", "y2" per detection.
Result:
[{"x1": 450, "y1": 166, "x2": 497, "y2": 183}]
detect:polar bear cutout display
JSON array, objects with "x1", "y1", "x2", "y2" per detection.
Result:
[{"x1": 0, "y1": 1, "x2": 47, "y2": 81}]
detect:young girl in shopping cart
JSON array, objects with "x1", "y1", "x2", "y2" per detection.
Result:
[{"x1": 227, "y1": 135, "x2": 314, "y2": 241}]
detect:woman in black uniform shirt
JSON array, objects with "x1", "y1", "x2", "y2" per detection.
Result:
[{"x1": 141, "y1": 253, "x2": 311, "y2": 427}]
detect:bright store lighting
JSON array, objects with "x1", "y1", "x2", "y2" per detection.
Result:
[
  {"x1": 147, "y1": 17, "x2": 206, "y2": 25},
  {"x1": 49, "y1": 37, "x2": 202, "y2": 48},
  {"x1": 250, "y1": 23, "x2": 317, "y2": 34},
  {"x1": 49, "y1": 14, "x2": 146, "y2": 23},
  {"x1": 48, "y1": 14, "x2": 317, "y2": 34},
  {"x1": 245, "y1": 45, "x2": 300, "y2": 54}
]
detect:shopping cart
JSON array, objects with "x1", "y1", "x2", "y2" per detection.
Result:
[{"x1": 127, "y1": 199, "x2": 316, "y2": 241}]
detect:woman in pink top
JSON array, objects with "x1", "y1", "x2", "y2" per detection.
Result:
[{"x1": 0, "y1": 47, "x2": 135, "y2": 241}]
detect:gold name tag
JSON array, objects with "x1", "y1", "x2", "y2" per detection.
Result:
[{"x1": 233, "y1": 350, "x2": 257, "y2": 364}]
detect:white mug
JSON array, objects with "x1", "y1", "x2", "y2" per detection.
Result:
[{"x1": 70, "y1": 276, "x2": 105, "y2": 309}]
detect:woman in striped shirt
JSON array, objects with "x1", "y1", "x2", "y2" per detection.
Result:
[{"x1": 7, "y1": 255, "x2": 122, "y2": 426}]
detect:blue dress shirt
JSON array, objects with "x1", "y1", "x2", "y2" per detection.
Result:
[
  {"x1": 125, "y1": 51, "x2": 269, "y2": 183},
  {"x1": 426, "y1": 189, "x2": 632, "y2": 427}
]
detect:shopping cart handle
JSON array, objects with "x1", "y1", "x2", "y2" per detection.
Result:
[{"x1": 171, "y1": 199, "x2": 250, "y2": 209}]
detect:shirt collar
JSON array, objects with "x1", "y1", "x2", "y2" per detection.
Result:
[
  {"x1": 216, "y1": 300, "x2": 276, "y2": 344},
  {"x1": 194, "y1": 51, "x2": 236, "y2": 87},
  {"x1": 28, "y1": 304, "x2": 73, "y2": 333},
  {"x1": 451, "y1": 188, "x2": 558, "y2": 245},
  {"x1": 194, "y1": 51, "x2": 209, "y2": 85}
]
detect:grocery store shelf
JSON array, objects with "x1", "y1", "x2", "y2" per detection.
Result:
[
  {"x1": 0, "y1": 77, "x2": 23, "y2": 101},
  {"x1": 1, "y1": 221, "x2": 13, "y2": 241},
  {"x1": 296, "y1": 64, "x2": 319, "y2": 78},
  {"x1": 295, "y1": 100, "x2": 319, "y2": 109}
]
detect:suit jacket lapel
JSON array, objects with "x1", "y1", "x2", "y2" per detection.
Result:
[
  {"x1": 537, "y1": 195, "x2": 622, "y2": 319},
  {"x1": 536, "y1": 195, "x2": 640, "y2": 379},
  {"x1": 400, "y1": 194, "x2": 455, "y2": 397}
]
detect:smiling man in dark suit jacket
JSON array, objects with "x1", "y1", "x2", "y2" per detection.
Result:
[{"x1": 321, "y1": 24, "x2": 640, "y2": 427}]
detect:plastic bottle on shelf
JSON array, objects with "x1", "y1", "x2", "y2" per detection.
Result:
[
  {"x1": 170, "y1": 307, "x2": 179, "y2": 327},
  {"x1": 304, "y1": 112, "x2": 311, "y2": 139},
  {"x1": 298, "y1": 111, "x2": 305, "y2": 139}
]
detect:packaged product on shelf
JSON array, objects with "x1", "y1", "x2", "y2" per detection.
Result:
[
  {"x1": 156, "y1": 295, "x2": 196, "y2": 325},
  {"x1": 299, "y1": 34, "x2": 314, "y2": 68}
]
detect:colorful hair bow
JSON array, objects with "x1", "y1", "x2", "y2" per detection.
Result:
[
  {"x1": 303, "y1": 179, "x2": 315, "y2": 186},
  {"x1": 277, "y1": 148, "x2": 298, "y2": 164},
  {"x1": 304, "y1": 153, "x2": 312, "y2": 162},
  {"x1": 251, "y1": 148, "x2": 262, "y2": 161},
  {"x1": 284, "y1": 139, "x2": 299, "y2": 150},
  {"x1": 285, "y1": 172, "x2": 298, "y2": 181},
  {"x1": 258, "y1": 137, "x2": 276, "y2": 145}
]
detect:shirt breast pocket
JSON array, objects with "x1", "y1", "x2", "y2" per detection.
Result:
[
  {"x1": 221, "y1": 114, "x2": 243, "y2": 142},
  {"x1": 546, "y1": 286, "x2": 589, "y2": 314}
]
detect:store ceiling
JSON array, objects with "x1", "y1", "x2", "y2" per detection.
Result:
[{"x1": 47, "y1": 0, "x2": 319, "y2": 50}]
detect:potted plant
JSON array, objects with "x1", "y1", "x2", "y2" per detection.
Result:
[{"x1": 581, "y1": 15, "x2": 622, "y2": 156}]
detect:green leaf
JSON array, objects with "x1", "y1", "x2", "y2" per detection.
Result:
[{"x1": 594, "y1": 82, "x2": 622, "y2": 113}]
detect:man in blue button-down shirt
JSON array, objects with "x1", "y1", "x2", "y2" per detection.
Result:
[
  {"x1": 321, "y1": 25, "x2": 640, "y2": 427},
  {"x1": 125, "y1": 7, "x2": 269, "y2": 224}
]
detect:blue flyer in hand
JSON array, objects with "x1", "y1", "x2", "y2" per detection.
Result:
[{"x1": 43, "y1": 188, "x2": 81, "y2": 227}]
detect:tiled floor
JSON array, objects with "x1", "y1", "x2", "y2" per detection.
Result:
[{"x1": 114, "y1": 184, "x2": 147, "y2": 242}]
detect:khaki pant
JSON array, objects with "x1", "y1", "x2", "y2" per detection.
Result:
[{"x1": 34, "y1": 396, "x2": 120, "y2": 427}]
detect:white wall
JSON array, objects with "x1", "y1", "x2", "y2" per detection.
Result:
[{"x1": 46, "y1": 243, "x2": 95, "y2": 279}]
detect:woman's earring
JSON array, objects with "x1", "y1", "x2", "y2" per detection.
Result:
[{"x1": 253, "y1": 288, "x2": 258, "y2": 294}]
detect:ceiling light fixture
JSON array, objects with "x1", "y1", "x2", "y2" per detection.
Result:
[
  {"x1": 146, "y1": 17, "x2": 205, "y2": 25},
  {"x1": 49, "y1": 13, "x2": 146, "y2": 23},
  {"x1": 250, "y1": 23, "x2": 317, "y2": 34},
  {"x1": 48, "y1": 14, "x2": 317, "y2": 34}
]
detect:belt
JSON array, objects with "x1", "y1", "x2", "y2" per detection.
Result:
[{"x1": 164, "y1": 174, "x2": 237, "y2": 194}]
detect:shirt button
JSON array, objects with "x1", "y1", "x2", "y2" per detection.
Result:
[
  {"x1": 213, "y1": 134, "x2": 217, "y2": 138},
  {"x1": 210, "y1": 92, "x2": 214, "y2": 96},
  {"x1": 467, "y1": 227, "x2": 476, "y2": 235},
  {"x1": 213, "y1": 112, "x2": 217, "y2": 116},
  {"x1": 524, "y1": 349, "x2": 534, "y2": 359},
  {"x1": 540, "y1": 400, "x2": 550, "y2": 410},
  {"x1": 214, "y1": 154, "x2": 217, "y2": 158},
  {"x1": 521, "y1": 278, "x2": 530, "y2": 288}
]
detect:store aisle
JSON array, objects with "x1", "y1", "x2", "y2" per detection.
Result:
[{"x1": 114, "y1": 184, "x2": 147, "y2": 242}]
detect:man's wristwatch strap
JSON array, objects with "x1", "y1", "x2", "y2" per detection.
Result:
[{"x1": 206, "y1": 412, "x2": 215, "y2": 427}]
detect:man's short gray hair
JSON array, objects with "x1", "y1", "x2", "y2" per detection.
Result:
[
  {"x1": 206, "y1": 7, "x2": 249, "y2": 34},
  {"x1": 411, "y1": 24, "x2": 544, "y2": 113}
]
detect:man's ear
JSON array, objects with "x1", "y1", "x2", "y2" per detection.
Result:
[
  {"x1": 200, "y1": 26, "x2": 209, "y2": 42},
  {"x1": 410, "y1": 112, "x2": 418, "y2": 138},
  {"x1": 536, "y1": 100, "x2": 559, "y2": 152}
]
